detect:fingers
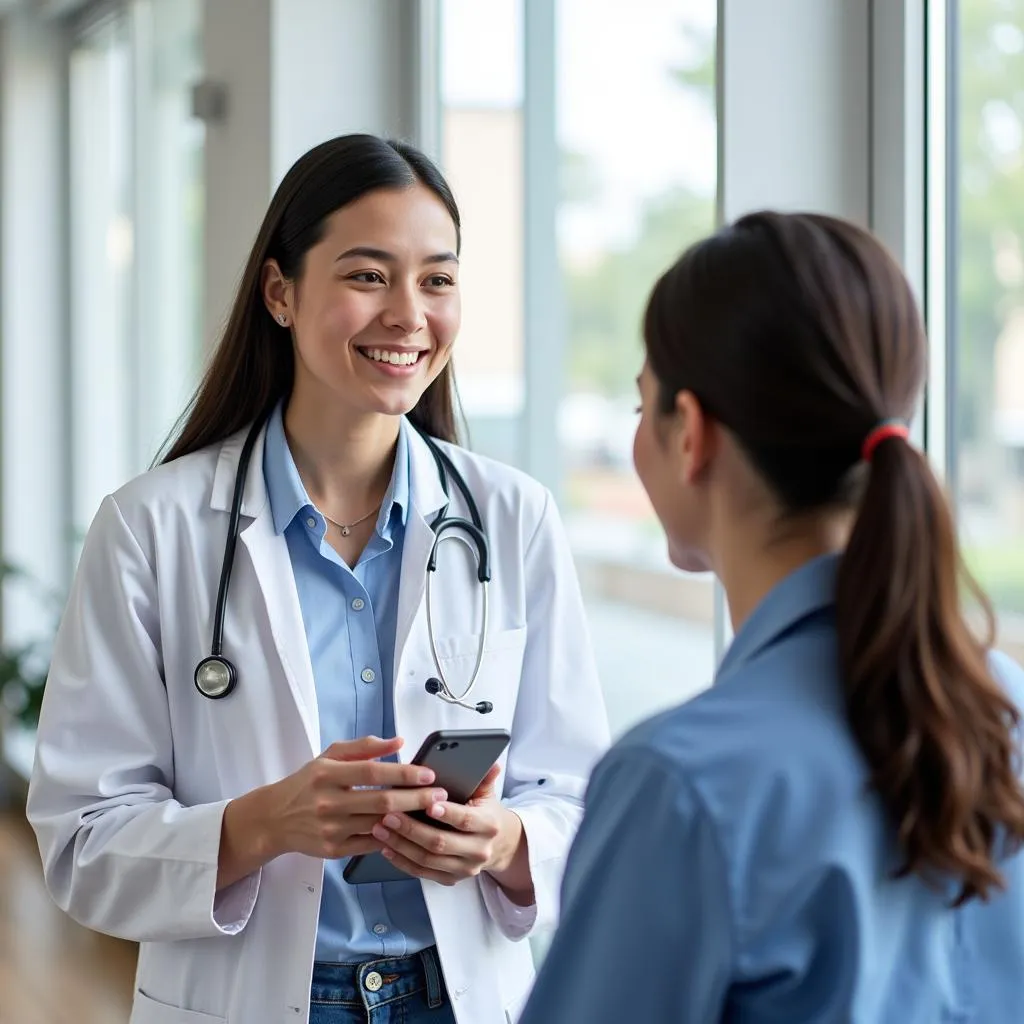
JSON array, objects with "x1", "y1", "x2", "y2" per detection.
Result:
[
  {"x1": 322, "y1": 735, "x2": 403, "y2": 762},
  {"x1": 346, "y1": 786, "x2": 449, "y2": 818},
  {"x1": 426, "y1": 799, "x2": 496, "y2": 834},
  {"x1": 468, "y1": 763, "x2": 502, "y2": 802},
  {"x1": 376, "y1": 845, "x2": 459, "y2": 886},
  {"x1": 372, "y1": 823, "x2": 475, "y2": 884},
  {"x1": 314, "y1": 756, "x2": 437, "y2": 790}
]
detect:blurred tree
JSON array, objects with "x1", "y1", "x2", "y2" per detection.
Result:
[
  {"x1": 562, "y1": 20, "x2": 716, "y2": 396},
  {"x1": 956, "y1": 0, "x2": 1024, "y2": 454}
]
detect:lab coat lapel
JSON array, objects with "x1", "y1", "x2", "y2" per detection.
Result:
[
  {"x1": 213, "y1": 423, "x2": 320, "y2": 755},
  {"x1": 393, "y1": 426, "x2": 451, "y2": 741},
  {"x1": 239, "y1": 511, "x2": 320, "y2": 754}
]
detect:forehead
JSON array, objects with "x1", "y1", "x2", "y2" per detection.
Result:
[{"x1": 317, "y1": 184, "x2": 458, "y2": 255}]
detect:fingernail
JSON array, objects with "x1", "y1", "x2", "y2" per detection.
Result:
[
  {"x1": 382, "y1": 848, "x2": 394, "y2": 860},
  {"x1": 417, "y1": 769, "x2": 435, "y2": 784},
  {"x1": 383, "y1": 815, "x2": 401, "y2": 829},
  {"x1": 372, "y1": 825, "x2": 389, "y2": 840},
  {"x1": 432, "y1": 789, "x2": 447, "y2": 803},
  {"x1": 430, "y1": 805, "x2": 445, "y2": 818}
]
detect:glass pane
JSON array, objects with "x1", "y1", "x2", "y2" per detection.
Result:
[
  {"x1": 134, "y1": 0, "x2": 205, "y2": 461},
  {"x1": 954, "y1": 0, "x2": 1024, "y2": 668},
  {"x1": 556, "y1": 0, "x2": 718, "y2": 736},
  {"x1": 69, "y1": 13, "x2": 135, "y2": 539},
  {"x1": 440, "y1": 0, "x2": 525, "y2": 467}
]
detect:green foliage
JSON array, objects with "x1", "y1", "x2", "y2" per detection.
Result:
[
  {"x1": 955, "y1": 0, "x2": 1024, "y2": 445},
  {"x1": 566, "y1": 189, "x2": 715, "y2": 395},
  {"x1": 0, "y1": 562, "x2": 60, "y2": 730}
]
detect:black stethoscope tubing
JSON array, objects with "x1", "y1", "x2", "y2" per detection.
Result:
[{"x1": 193, "y1": 411, "x2": 493, "y2": 712}]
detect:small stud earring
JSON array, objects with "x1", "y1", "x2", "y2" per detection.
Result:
[{"x1": 277, "y1": 313, "x2": 287, "y2": 326}]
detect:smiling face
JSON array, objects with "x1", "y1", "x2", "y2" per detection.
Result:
[{"x1": 262, "y1": 183, "x2": 461, "y2": 422}]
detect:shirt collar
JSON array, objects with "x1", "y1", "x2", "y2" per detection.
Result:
[
  {"x1": 716, "y1": 552, "x2": 841, "y2": 683},
  {"x1": 262, "y1": 401, "x2": 411, "y2": 537}
]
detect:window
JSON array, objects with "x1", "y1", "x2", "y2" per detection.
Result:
[
  {"x1": 952, "y1": 0, "x2": 1024, "y2": 665},
  {"x1": 67, "y1": 0, "x2": 204, "y2": 544},
  {"x1": 440, "y1": 0, "x2": 719, "y2": 737},
  {"x1": 440, "y1": 0, "x2": 524, "y2": 470}
]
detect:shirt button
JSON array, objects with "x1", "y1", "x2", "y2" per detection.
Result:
[
  {"x1": 305, "y1": 516, "x2": 316, "y2": 529},
  {"x1": 373, "y1": 923, "x2": 388, "y2": 935},
  {"x1": 351, "y1": 597, "x2": 365, "y2": 611},
  {"x1": 361, "y1": 668, "x2": 376, "y2": 684},
  {"x1": 364, "y1": 971, "x2": 383, "y2": 993}
]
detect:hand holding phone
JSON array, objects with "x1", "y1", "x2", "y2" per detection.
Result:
[{"x1": 343, "y1": 728, "x2": 511, "y2": 885}]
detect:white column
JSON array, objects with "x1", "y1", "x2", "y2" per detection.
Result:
[
  {"x1": 717, "y1": 0, "x2": 872, "y2": 225},
  {"x1": 0, "y1": 13, "x2": 69, "y2": 633},
  {"x1": 201, "y1": 0, "x2": 427, "y2": 347}
]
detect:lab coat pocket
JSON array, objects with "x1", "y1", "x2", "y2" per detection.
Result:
[
  {"x1": 432, "y1": 625, "x2": 528, "y2": 727},
  {"x1": 131, "y1": 990, "x2": 227, "y2": 1024}
]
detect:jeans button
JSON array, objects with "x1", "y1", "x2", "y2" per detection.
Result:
[{"x1": 365, "y1": 971, "x2": 383, "y2": 993}]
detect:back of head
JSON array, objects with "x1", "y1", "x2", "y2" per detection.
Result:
[
  {"x1": 160, "y1": 134, "x2": 462, "y2": 464},
  {"x1": 644, "y1": 210, "x2": 1024, "y2": 904}
]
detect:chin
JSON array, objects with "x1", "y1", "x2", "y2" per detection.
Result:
[{"x1": 668, "y1": 542, "x2": 713, "y2": 574}]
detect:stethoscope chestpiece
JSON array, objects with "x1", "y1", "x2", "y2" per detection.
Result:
[{"x1": 194, "y1": 656, "x2": 237, "y2": 700}]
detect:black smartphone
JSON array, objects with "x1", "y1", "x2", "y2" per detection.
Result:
[{"x1": 342, "y1": 728, "x2": 511, "y2": 885}]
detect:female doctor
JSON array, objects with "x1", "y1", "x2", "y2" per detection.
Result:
[{"x1": 27, "y1": 134, "x2": 609, "y2": 1024}]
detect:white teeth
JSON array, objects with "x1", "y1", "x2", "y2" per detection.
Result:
[{"x1": 365, "y1": 349, "x2": 419, "y2": 366}]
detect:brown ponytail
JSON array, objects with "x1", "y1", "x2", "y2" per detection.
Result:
[
  {"x1": 643, "y1": 209, "x2": 1024, "y2": 903},
  {"x1": 838, "y1": 436, "x2": 1024, "y2": 903}
]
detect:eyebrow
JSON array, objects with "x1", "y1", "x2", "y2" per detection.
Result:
[{"x1": 335, "y1": 246, "x2": 459, "y2": 265}]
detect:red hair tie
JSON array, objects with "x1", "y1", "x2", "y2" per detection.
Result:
[{"x1": 861, "y1": 420, "x2": 909, "y2": 463}]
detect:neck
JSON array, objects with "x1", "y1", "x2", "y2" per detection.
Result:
[
  {"x1": 283, "y1": 395, "x2": 400, "y2": 522},
  {"x1": 713, "y1": 506, "x2": 852, "y2": 634}
]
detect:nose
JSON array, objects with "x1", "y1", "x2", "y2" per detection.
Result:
[{"x1": 381, "y1": 281, "x2": 426, "y2": 334}]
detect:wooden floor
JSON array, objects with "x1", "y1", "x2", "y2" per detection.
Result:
[{"x1": 0, "y1": 808, "x2": 137, "y2": 1023}]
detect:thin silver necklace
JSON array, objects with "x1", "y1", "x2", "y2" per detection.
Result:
[{"x1": 321, "y1": 503, "x2": 382, "y2": 537}]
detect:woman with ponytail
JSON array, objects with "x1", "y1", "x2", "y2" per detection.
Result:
[{"x1": 520, "y1": 211, "x2": 1024, "y2": 1023}]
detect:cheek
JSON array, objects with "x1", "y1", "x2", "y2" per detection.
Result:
[
  {"x1": 429, "y1": 294, "x2": 461, "y2": 348},
  {"x1": 632, "y1": 419, "x2": 657, "y2": 493}
]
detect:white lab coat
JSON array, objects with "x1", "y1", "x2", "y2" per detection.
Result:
[{"x1": 26, "y1": 421, "x2": 610, "y2": 1024}]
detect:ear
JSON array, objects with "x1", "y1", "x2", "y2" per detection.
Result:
[
  {"x1": 261, "y1": 258, "x2": 293, "y2": 324},
  {"x1": 674, "y1": 390, "x2": 716, "y2": 484}
]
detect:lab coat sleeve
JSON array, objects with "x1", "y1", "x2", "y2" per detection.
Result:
[
  {"x1": 518, "y1": 746, "x2": 734, "y2": 1024},
  {"x1": 481, "y1": 488, "x2": 610, "y2": 938},
  {"x1": 26, "y1": 495, "x2": 261, "y2": 943}
]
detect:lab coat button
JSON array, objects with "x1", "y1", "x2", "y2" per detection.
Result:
[
  {"x1": 361, "y1": 668, "x2": 376, "y2": 684},
  {"x1": 306, "y1": 516, "x2": 317, "y2": 529},
  {"x1": 373, "y1": 922, "x2": 388, "y2": 935},
  {"x1": 365, "y1": 971, "x2": 383, "y2": 993},
  {"x1": 351, "y1": 597, "x2": 365, "y2": 611}
]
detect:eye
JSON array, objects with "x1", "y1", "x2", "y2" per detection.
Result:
[
  {"x1": 348, "y1": 270, "x2": 386, "y2": 285},
  {"x1": 424, "y1": 274, "x2": 456, "y2": 289}
]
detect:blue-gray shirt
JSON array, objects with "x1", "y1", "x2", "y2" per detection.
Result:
[
  {"x1": 262, "y1": 403, "x2": 433, "y2": 961},
  {"x1": 521, "y1": 553, "x2": 1024, "y2": 1023}
]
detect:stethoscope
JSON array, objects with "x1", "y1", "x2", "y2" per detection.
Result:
[{"x1": 193, "y1": 411, "x2": 495, "y2": 714}]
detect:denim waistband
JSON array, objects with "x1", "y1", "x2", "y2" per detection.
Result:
[{"x1": 310, "y1": 946, "x2": 445, "y2": 1012}]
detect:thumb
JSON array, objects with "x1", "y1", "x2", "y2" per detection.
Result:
[
  {"x1": 468, "y1": 763, "x2": 502, "y2": 803},
  {"x1": 322, "y1": 735, "x2": 404, "y2": 762}
]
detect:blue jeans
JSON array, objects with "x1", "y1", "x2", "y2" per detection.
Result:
[{"x1": 308, "y1": 946, "x2": 457, "y2": 1024}]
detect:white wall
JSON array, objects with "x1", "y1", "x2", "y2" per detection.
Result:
[{"x1": 0, "y1": 13, "x2": 68, "y2": 638}]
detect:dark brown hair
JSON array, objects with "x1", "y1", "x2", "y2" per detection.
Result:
[
  {"x1": 643, "y1": 210, "x2": 1024, "y2": 904},
  {"x1": 160, "y1": 134, "x2": 462, "y2": 464}
]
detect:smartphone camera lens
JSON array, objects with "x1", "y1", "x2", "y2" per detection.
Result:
[
  {"x1": 438, "y1": 742, "x2": 449, "y2": 751},
  {"x1": 449, "y1": 741, "x2": 459, "y2": 749}
]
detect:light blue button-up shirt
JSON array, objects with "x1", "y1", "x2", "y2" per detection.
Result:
[
  {"x1": 262, "y1": 403, "x2": 434, "y2": 962},
  {"x1": 521, "y1": 554, "x2": 1024, "y2": 1023}
]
